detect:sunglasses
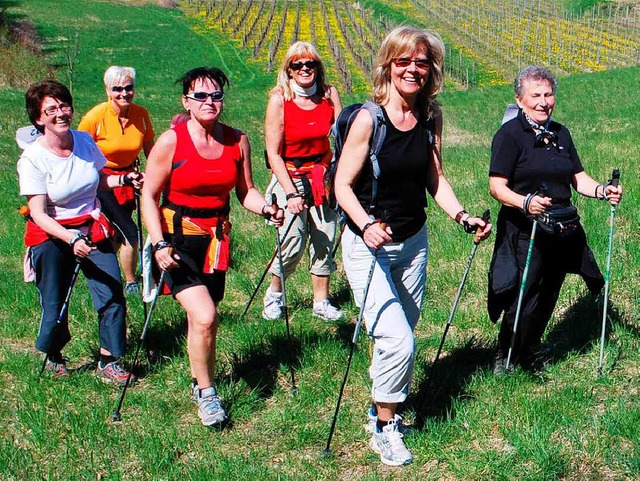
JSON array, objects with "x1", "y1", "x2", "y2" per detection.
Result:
[
  {"x1": 111, "y1": 84, "x2": 135, "y2": 93},
  {"x1": 185, "y1": 91, "x2": 225, "y2": 102},
  {"x1": 391, "y1": 57, "x2": 430, "y2": 70},
  {"x1": 290, "y1": 60, "x2": 318, "y2": 71},
  {"x1": 42, "y1": 104, "x2": 72, "y2": 116}
]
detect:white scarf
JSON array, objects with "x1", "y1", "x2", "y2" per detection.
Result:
[{"x1": 290, "y1": 80, "x2": 317, "y2": 97}]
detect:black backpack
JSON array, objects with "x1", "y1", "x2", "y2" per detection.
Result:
[{"x1": 326, "y1": 101, "x2": 387, "y2": 215}]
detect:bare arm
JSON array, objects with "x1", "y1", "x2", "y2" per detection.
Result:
[
  {"x1": 264, "y1": 93, "x2": 305, "y2": 214},
  {"x1": 235, "y1": 131, "x2": 283, "y2": 223},
  {"x1": 573, "y1": 170, "x2": 622, "y2": 205},
  {"x1": 27, "y1": 195, "x2": 94, "y2": 257},
  {"x1": 141, "y1": 129, "x2": 179, "y2": 270},
  {"x1": 328, "y1": 85, "x2": 342, "y2": 117},
  {"x1": 334, "y1": 110, "x2": 392, "y2": 249}
]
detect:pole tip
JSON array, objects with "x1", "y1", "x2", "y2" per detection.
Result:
[
  {"x1": 321, "y1": 448, "x2": 332, "y2": 458},
  {"x1": 111, "y1": 412, "x2": 122, "y2": 422}
]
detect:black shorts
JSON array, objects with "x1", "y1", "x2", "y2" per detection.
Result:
[
  {"x1": 98, "y1": 190, "x2": 137, "y2": 245},
  {"x1": 163, "y1": 234, "x2": 226, "y2": 303}
]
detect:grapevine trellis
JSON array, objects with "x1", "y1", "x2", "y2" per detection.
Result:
[{"x1": 183, "y1": 0, "x2": 640, "y2": 93}]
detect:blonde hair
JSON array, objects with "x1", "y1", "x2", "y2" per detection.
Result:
[
  {"x1": 103, "y1": 66, "x2": 136, "y2": 89},
  {"x1": 372, "y1": 26, "x2": 444, "y2": 119},
  {"x1": 271, "y1": 42, "x2": 329, "y2": 101}
]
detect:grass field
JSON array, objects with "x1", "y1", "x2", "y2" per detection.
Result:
[{"x1": 0, "y1": 1, "x2": 639, "y2": 479}]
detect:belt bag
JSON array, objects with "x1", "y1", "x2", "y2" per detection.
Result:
[{"x1": 536, "y1": 205, "x2": 580, "y2": 236}]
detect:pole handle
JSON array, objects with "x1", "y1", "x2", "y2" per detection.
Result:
[
  {"x1": 473, "y1": 209, "x2": 491, "y2": 244},
  {"x1": 610, "y1": 169, "x2": 620, "y2": 187}
]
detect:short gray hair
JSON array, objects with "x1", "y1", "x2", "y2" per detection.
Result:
[
  {"x1": 514, "y1": 66, "x2": 556, "y2": 96},
  {"x1": 103, "y1": 66, "x2": 136, "y2": 89}
]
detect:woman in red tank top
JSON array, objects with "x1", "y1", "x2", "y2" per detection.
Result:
[
  {"x1": 262, "y1": 41, "x2": 345, "y2": 322},
  {"x1": 142, "y1": 67, "x2": 283, "y2": 428}
]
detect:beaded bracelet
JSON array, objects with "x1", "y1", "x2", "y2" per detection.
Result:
[{"x1": 362, "y1": 219, "x2": 381, "y2": 234}]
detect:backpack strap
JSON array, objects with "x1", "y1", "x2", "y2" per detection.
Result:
[{"x1": 361, "y1": 101, "x2": 386, "y2": 214}]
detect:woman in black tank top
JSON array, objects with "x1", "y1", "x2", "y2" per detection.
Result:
[{"x1": 334, "y1": 26, "x2": 492, "y2": 466}]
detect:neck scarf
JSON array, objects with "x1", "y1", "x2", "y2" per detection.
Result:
[
  {"x1": 290, "y1": 80, "x2": 318, "y2": 98},
  {"x1": 523, "y1": 112, "x2": 558, "y2": 146}
]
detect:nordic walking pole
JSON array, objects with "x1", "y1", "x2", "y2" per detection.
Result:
[
  {"x1": 112, "y1": 271, "x2": 167, "y2": 422},
  {"x1": 241, "y1": 218, "x2": 297, "y2": 318},
  {"x1": 505, "y1": 185, "x2": 548, "y2": 372},
  {"x1": 597, "y1": 169, "x2": 620, "y2": 377},
  {"x1": 323, "y1": 220, "x2": 388, "y2": 456},
  {"x1": 133, "y1": 159, "x2": 148, "y2": 322},
  {"x1": 40, "y1": 257, "x2": 82, "y2": 376},
  {"x1": 271, "y1": 194, "x2": 297, "y2": 392},
  {"x1": 420, "y1": 209, "x2": 490, "y2": 403}
]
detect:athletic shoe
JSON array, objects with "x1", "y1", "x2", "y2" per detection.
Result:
[
  {"x1": 262, "y1": 287, "x2": 283, "y2": 320},
  {"x1": 124, "y1": 281, "x2": 139, "y2": 295},
  {"x1": 44, "y1": 357, "x2": 69, "y2": 378},
  {"x1": 312, "y1": 299, "x2": 345, "y2": 322},
  {"x1": 96, "y1": 360, "x2": 136, "y2": 386},
  {"x1": 369, "y1": 419, "x2": 413, "y2": 466},
  {"x1": 197, "y1": 386, "x2": 228, "y2": 428},
  {"x1": 365, "y1": 406, "x2": 410, "y2": 434}
]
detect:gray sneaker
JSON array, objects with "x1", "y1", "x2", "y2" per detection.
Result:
[
  {"x1": 369, "y1": 419, "x2": 413, "y2": 466},
  {"x1": 197, "y1": 386, "x2": 227, "y2": 427},
  {"x1": 365, "y1": 406, "x2": 410, "y2": 435},
  {"x1": 262, "y1": 287, "x2": 283, "y2": 320},
  {"x1": 312, "y1": 299, "x2": 345, "y2": 322}
]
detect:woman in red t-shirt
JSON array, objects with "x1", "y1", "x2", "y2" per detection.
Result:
[
  {"x1": 142, "y1": 67, "x2": 283, "y2": 428},
  {"x1": 262, "y1": 41, "x2": 344, "y2": 322}
]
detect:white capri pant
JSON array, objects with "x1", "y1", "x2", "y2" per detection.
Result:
[{"x1": 342, "y1": 225, "x2": 428, "y2": 403}]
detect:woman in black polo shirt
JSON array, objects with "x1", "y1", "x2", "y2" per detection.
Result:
[{"x1": 488, "y1": 66, "x2": 622, "y2": 373}]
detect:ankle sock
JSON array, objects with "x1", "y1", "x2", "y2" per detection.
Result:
[
  {"x1": 376, "y1": 418, "x2": 390, "y2": 433},
  {"x1": 99, "y1": 355, "x2": 116, "y2": 368}
]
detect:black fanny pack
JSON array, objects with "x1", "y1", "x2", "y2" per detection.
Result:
[{"x1": 536, "y1": 205, "x2": 580, "y2": 236}]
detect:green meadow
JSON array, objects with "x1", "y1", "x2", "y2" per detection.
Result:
[{"x1": 0, "y1": 1, "x2": 638, "y2": 479}]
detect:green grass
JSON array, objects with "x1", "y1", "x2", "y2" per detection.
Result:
[{"x1": 1, "y1": 1, "x2": 639, "y2": 479}]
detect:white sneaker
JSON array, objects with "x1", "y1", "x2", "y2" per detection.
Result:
[
  {"x1": 365, "y1": 406, "x2": 410, "y2": 435},
  {"x1": 312, "y1": 299, "x2": 345, "y2": 321},
  {"x1": 262, "y1": 287, "x2": 283, "y2": 320},
  {"x1": 197, "y1": 386, "x2": 228, "y2": 428},
  {"x1": 369, "y1": 419, "x2": 413, "y2": 466}
]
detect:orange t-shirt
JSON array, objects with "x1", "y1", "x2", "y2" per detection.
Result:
[{"x1": 78, "y1": 102, "x2": 155, "y2": 169}]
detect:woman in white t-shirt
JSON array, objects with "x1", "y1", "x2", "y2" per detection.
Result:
[{"x1": 18, "y1": 80, "x2": 138, "y2": 384}]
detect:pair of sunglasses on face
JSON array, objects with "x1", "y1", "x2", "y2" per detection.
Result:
[
  {"x1": 290, "y1": 60, "x2": 319, "y2": 71},
  {"x1": 185, "y1": 91, "x2": 225, "y2": 102},
  {"x1": 111, "y1": 84, "x2": 134, "y2": 93},
  {"x1": 391, "y1": 57, "x2": 430, "y2": 70}
]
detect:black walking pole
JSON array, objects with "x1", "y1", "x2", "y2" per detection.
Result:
[
  {"x1": 597, "y1": 169, "x2": 620, "y2": 377},
  {"x1": 133, "y1": 159, "x2": 148, "y2": 323},
  {"x1": 40, "y1": 257, "x2": 82, "y2": 376},
  {"x1": 420, "y1": 209, "x2": 490, "y2": 404},
  {"x1": 241, "y1": 218, "x2": 297, "y2": 318},
  {"x1": 271, "y1": 194, "x2": 298, "y2": 392},
  {"x1": 322, "y1": 221, "x2": 387, "y2": 457},
  {"x1": 112, "y1": 271, "x2": 167, "y2": 422}
]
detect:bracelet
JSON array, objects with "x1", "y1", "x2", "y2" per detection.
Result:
[
  {"x1": 152, "y1": 240, "x2": 172, "y2": 253},
  {"x1": 362, "y1": 219, "x2": 381, "y2": 234},
  {"x1": 286, "y1": 192, "x2": 304, "y2": 200},
  {"x1": 261, "y1": 204, "x2": 272, "y2": 220},
  {"x1": 122, "y1": 174, "x2": 134, "y2": 187},
  {"x1": 522, "y1": 193, "x2": 534, "y2": 214},
  {"x1": 595, "y1": 184, "x2": 606, "y2": 201},
  {"x1": 454, "y1": 209, "x2": 468, "y2": 225},
  {"x1": 69, "y1": 233, "x2": 86, "y2": 247}
]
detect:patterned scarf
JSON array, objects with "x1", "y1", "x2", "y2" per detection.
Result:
[{"x1": 523, "y1": 112, "x2": 558, "y2": 146}]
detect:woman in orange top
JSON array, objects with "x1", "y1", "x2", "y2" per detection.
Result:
[
  {"x1": 78, "y1": 66, "x2": 155, "y2": 293},
  {"x1": 262, "y1": 42, "x2": 344, "y2": 322}
]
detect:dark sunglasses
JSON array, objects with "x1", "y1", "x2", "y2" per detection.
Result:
[
  {"x1": 185, "y1": 91, "x2": 225, "y2": 102},
  {"x1": 290, "y1": 60, "x2": 318, "y2": 71},
  {"x1": 111, "y1": 84, "x2": 135, "y2": 93},
  {"x1": 391, "y1": 57, "x2": 430, "y2": 70}
]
